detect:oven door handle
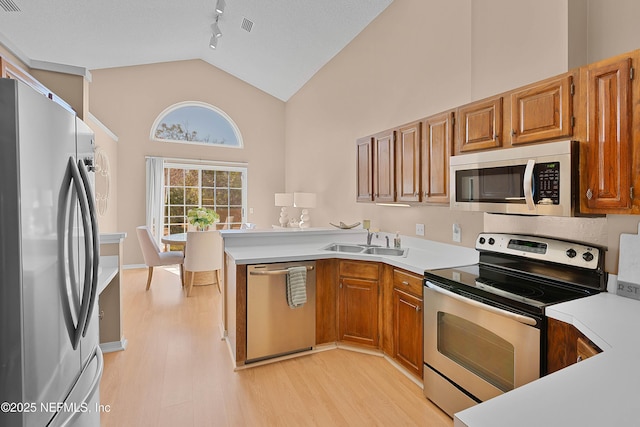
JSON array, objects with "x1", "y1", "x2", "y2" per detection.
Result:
[
  {"x1": 425, "y1": 281, "x2": 538, "y2": 326},
  {"x1": 523, "y1": 159, "x2": 536, "y2": 210}
]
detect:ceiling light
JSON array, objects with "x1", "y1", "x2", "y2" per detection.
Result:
[
  {"x1": 212, "y1": 21, "x2": 222, "y2": 38},
  {"x1": 215, "y1": 0, "x2": 226, "y2": 15},
  {"x1": 209, "y1": 34, "x2": 218, "y2": 49}
]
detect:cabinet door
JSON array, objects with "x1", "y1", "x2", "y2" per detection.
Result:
[
  {"x1": 547, "y1": 318, "x2": 602, "y2": 375},
  {"x1": 456, "y1": 96, "x2": 503, "y2": 154},
  {"x1": 373, "y1": 130, "x2": 396, "y2": 202},
  {"x1": 510, "y1": 74, "x2": 574, "y2": 145},
  {"x1": 339, "y1": 277, "x2": 379, "y2": 347},
  {"x1": 395, "y1": 121, "x2": 421, "y2": 202},
  {"x1": 580, "y1": 56, "x2": 633, "y2": 213},
  {"x1": 393, "y1": 288, "x2": 423, "y2": 378},
  {"x1": 422, "y1": 111, "x2": 453, "y2": 204},
  {"x1": 356, "y1": 137, "x2": 374, "y2": 202}
]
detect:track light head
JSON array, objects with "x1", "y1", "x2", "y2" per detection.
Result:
[
  {"x1": 215, "y1": 0, "x2": 225, "y2": 15},
  {"x1": 209, "y1": 34, "x2": 218, "y2": 49},
  {"x1": 211, "y1": 21, "x2": 222, "y2": 38}
]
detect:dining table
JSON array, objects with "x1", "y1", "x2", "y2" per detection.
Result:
[{"x1": 161, "y1": 232, "x2": 187, "y2": 248}]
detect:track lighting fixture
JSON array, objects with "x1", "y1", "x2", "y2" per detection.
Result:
[
  {"x1": 215, "y1": 0, "x2": 225, "y2": 15},
  {"x1": 209, "y1": 4, "x2": 223, "y2": 50},
  {"x1": 211, "y1": 21, "x2": 222, "y2": 38}
]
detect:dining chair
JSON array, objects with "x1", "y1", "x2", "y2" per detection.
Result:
[
  {"x1": 136, "y1": 226, "x2": 184, "y2": 290},
  {"x1": 183, "y1": 230, "x2": 223, "y2": 297}
]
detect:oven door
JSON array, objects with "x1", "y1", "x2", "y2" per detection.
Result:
[{"x1": 424, "y1": 281, "x2": 540, "y2": 404}]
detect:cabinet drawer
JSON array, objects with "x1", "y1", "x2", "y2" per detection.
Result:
[
  {"x1": 340, "y1": 260, "x2": 379, "y2": 280},
  {"x1": 393, "y1": 269, "x2": 423, "y2": 297}
]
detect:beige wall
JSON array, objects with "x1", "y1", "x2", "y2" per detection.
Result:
[
  {"x1": 89, "y1": 60, "x2": 286, "y2": 264},
  {"x1": 285, "y1": 0, "x2": 640, "y2": 273},
  {"x1": 284, "y1": 0, "x2": 572, "y2": 249}
]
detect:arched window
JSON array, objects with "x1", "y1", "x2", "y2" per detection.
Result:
[{"x1": 150, "y1": 101, "x2": 243, "y2": 148}]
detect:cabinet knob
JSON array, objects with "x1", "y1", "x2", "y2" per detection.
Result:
[
  {"x1": 416, "y1": 306, "x2": 421, "y2": 312},
  {"x1": 402, "y1": 281, "x2": 409, "y2": 286},
  {"x1": 511, "y1": 129, "x2": 516, "y2": 136},
  {"x1": 586, "y1": 188, "x2": 593, "y2": 200}
]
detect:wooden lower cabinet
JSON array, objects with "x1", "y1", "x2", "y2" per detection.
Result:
[
  {"x1": 546, "y1": 317, "x2": 602, "y2": 375},
  {"x1": 338, "y1": 260, "x2": 380, "y2": 347},
  {"x1": 391, "y1": 269, "x2": 424, "y2": 378},
  {"x1": 316, "y1": 259, "x2": 338, "y2": 345},
  {"x1": 316, "y1": 260, "x2": 425, "y2": 379}
]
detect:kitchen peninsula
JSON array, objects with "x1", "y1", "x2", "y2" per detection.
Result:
[{"x1": 219, "y1": 227, "x2": 478, "y2": 369}]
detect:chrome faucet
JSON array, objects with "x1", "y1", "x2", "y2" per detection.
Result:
[
  {"x1": 385, "y1": 236, "x2": 390, "y2": 248},
  {"x1": 366, "y1": 230, "x2": 378, "y2": 246}
]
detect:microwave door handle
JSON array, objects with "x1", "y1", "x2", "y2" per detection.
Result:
[
  {"x1": 425, "y1": 281, "x2": 537, "y2": 326},
  {"x1": 523, "y1": 159, "x2": 536, "y2": 210}
]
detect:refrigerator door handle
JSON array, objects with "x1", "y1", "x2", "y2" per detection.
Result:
[
  {"x1": 78, "y1": 159, "x2": 99, "y2": 337},
  {"x1": 58, "y1": 156, "x2": 93, "y2": 350}
]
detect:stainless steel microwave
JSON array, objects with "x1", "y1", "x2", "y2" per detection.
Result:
[{"x1": 450, "y1": 140, "x2": 575, "y2": 216}]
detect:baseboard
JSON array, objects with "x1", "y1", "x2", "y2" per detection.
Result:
[
  {"x1": 100, "y1": 337, "x2": 128, "y2": 353},
  {"x1": 123, "y1": 264, "x2": 147, "y2": 270}
]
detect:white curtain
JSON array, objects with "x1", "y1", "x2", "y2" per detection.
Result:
[{"x1": 145, "y1": 157, "x2": 165, "y2": 246}]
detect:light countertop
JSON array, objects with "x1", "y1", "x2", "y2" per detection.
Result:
[
  {"x1": 454, "y1": 284, "x2": 640, "y2": 427},
  {"x1": 221, "y1": 228, "x2": 479, "y2": 275}
]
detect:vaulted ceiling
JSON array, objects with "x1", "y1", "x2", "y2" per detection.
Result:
[{"x1": 0, "y1": 0, "x2": 393, "y2": 101}]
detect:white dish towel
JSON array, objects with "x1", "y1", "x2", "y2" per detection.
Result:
[{"x1": 286, "y1": 266, "x2": 307, "y2": 308}]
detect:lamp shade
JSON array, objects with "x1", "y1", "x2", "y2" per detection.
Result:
[
  {"x1": 275, "y1": 193, "x2": 293, "y2": 207},
  {"x1": 293, "y1": 192, "x2": 316, "y2": 208}
]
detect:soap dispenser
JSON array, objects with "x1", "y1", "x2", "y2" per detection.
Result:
[{"x1": 394, "y1": 232, "x2": 401, "y2": 248}]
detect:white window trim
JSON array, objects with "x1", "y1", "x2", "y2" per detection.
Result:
[
  {"x1": 150, "y1": 101, "x2": 244, "y2": 149},
  {"x1": 162, "y1": 158, "x2": 249, "y2": 226}
]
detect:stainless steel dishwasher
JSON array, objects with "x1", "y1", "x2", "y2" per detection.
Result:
[{"x1": 246, "y1": 261, "x2": 316, "y2": 362}]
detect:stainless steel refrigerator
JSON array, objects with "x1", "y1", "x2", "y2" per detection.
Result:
[{"x1": 0, "y1": 78, "x2": 103, "y2": 426}]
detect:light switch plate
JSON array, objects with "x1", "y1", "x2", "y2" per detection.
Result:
[
  {"x1": 416, "y1": 223, "x2": 425, "y2": 236},
  {"x1": 452, "y1": 223, "x2": 461, "y2": 243}
]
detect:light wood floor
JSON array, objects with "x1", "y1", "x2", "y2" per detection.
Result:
[{"x1": 100, "y1": 267, "x2": 453, "y2": 427}]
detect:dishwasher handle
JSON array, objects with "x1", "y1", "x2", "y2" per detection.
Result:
[{"x1": 249, "y1": 265, "x2": 315, "y2": 276}]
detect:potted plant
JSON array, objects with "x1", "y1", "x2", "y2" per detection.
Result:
[{"x1": 187, "y1": 207, "x2": 220, "y2": 231}]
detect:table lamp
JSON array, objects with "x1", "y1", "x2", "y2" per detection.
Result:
[
  {"x1": 275, "y1": 193, "x2": 293, "y2": 227},
  {"x1": 293, "y1": 192, "x2": 316, "y2": 229}
]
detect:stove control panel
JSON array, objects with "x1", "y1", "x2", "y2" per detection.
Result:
[{"x1": 476, "y1": 233, "x2": 602, "y2": 270}]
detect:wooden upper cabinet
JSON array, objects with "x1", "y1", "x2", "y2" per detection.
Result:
[
  {"x1": 373, "y1": 129, "x2": 396, "y2": 202},
  {"x1": 579, "y1": 55, "x2": 633, "y2": 213},
  {"x1": 422, "y1": 111, "x2": 453, "y2": 204},
  {"x1": 456, "y1": 96, "x2": 503, "y2": 154},
  {"x1": 510, "y1": 74, "x2": 574, "y2": 145},
  {"x1": 395, "y1": 121, "x2": 421, "y2": 203},
  {"x1": 356, "y1": 137, "x2": 374, "y2": 202}
]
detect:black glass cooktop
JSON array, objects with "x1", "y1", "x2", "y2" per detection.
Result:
[{"x1": 424, "y1": 263, "x2": 596, "y2": 315}]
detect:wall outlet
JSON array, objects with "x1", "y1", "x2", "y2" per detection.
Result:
[
  {"x1": 416, "y1": 223, "x2": 425, "y2": 236},
  {"x1": 452, "y1": 223, "x2": 461, "y2": 243}
]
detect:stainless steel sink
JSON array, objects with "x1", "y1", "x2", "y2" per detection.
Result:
[
  {"x1": 362, "y1": 247, "x2": 408, "y2": 257},
  {"x1": 322, "y1": 243, "x2": 366, "y2": 253},
  {"x1": 321, "y1": 243, "x2": 407, "y2": 257}
]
